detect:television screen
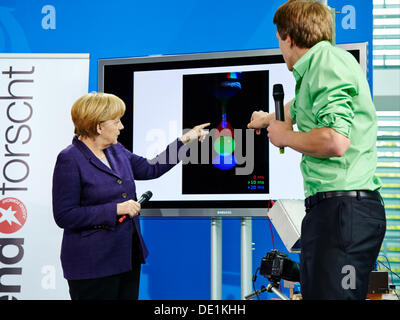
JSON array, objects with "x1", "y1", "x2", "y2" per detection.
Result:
[{"x1": 98, "y1": 44, "x2": 366, "y2": 216}]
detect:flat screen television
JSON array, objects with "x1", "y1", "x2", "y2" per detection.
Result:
[{"x1": 98, "y1": 43, "x2": 367, "y2": 216}]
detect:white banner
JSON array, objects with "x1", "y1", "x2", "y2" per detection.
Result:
[{"x1": 0, "y1": 54, "x2": 89, "y2": 300}]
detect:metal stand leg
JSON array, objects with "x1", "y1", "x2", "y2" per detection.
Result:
[
  {"x1": 245, "y1": 283, "x2": 290, "y2": 300},
  {"x1": 241, "y1": 217, "x2": 253, "y2": 300},
  {"x1": 211, "y1": 217, "x2": 222, "y2": 300},
  {"x1": 268, "y1": 283, "x2": 289, "y2": 300}
]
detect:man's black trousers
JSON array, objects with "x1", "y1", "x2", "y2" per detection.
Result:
[{"x1": 300, "y1": 193, "x2": 386, "y2": 300}]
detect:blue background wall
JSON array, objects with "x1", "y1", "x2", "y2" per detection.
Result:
[{"x1": 0, "y1": 0, "x2": 373, "y2": 299}]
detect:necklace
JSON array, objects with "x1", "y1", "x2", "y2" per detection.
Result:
[{"x1": 79, "y1": 136, "x2": 106, "y2": 161}]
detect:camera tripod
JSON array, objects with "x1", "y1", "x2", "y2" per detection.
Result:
[{"x1": 245, "y1": 281, "x2": 289, "y2": 300}]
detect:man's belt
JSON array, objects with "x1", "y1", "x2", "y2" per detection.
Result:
[{"x1": 305, "y1": 190, "x2": 383, "y2": 210}]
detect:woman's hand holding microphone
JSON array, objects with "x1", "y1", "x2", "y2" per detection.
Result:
[{"x1": 117, "y1": 200, "x2": 141, "y2": 222}]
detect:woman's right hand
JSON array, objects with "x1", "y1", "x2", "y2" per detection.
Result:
[
  {"x1": 117, "y1": 200, "x2": 141, "y2": 218},
  {"x1": 180, "y1": 122, "x2": 210, "y2": 144}
]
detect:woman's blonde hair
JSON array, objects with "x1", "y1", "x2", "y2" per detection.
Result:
[
  {"x1": 71, "y1": 92, "x2": 126, "y2": 137},
  {"x1": 273, "y1": 0, "x2": 332, "y2": 48}
]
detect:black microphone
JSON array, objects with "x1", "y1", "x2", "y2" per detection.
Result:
[
  {"x1": 138, "y1": 190, "x2": 153, "y2": 205},
  {"x1": 273, "y1": 84, "x2": 285, "y2": 154},
  {"x1": 118, "y1": 190, "x2": 153, "y2": 223}
]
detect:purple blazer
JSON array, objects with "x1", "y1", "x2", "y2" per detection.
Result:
[{"x1": 52, "y1": 136, "x2": 184, "y2": 280}]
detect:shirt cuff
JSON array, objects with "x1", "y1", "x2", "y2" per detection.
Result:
[{"x1": 315, "y1": 113, "x2": 352, "y2": 138}]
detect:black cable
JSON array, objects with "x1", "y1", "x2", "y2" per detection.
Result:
[
  {"x1": 252, "y1": 267, "x2": 260, "y2": 300},
  {"x1": 377, "y1": 260, "x2": 400, "y2": 300},
  {"x1": 378, "y1": 260, "x2": 400, "y2": 280}
]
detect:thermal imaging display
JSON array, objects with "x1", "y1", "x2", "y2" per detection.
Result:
[
  {"x1": 182, "y1": 70, "x2": 269, "y2": 194},
  {"x1": 212, "y1": 72, "x2": 241, "y2": 171},
  {"x1": 211, "y1": 72, "x2": 242, "y2": 171}
]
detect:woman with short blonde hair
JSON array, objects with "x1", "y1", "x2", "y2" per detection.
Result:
[
  {"x1": 52, "y1": 92, "x2": 209, "y2": 300},
  {"x1": 71, "y1": 92, "x2": 126, "y2": 137}
]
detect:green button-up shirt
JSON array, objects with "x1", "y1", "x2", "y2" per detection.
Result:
[{"x1": 290, "y1": 41, "x2": 381, "y2": 197}]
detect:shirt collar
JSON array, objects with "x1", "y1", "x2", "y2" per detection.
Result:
[{"x1": 292, "y1": 41, "x2": 332, "y2": 81}]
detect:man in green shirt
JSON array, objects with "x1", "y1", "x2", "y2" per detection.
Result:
[{"x1": 248, "y1": 0, "x2": 386, "y2": 299}]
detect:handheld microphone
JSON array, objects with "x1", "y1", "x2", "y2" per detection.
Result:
[
  {"x1": 273, "y1": 84, "x2": 285, "y2": 154},
  {"x1": 118, "y1": 190, "x2": 153, "y2": 223}
]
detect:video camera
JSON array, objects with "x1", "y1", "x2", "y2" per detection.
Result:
[
  {"x1": 245, "y1": 249, "x2": 300, "y2": 300},
  {"x1": 259, "y1": 249, "x2": 300, "y2": 284}
]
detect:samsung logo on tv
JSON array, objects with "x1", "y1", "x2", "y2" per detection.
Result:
[{"x1": 216, "y1": 210, "x2": 232, "y2": 215}]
